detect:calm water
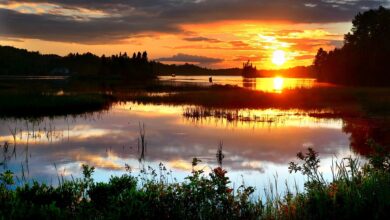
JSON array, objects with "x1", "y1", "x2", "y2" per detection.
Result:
[
  {"x1": 0, "y1": 76, "x2": 362, "y2": 194},
  {"x1": 159, "y1": 75, "x2": 323, "y2": 92},
  {"x1": 0, "y1": 102, "x2": 354, "y2": 194},
  {"x1": 0, "y1": 75, "x2": 69, "y2": 80}
]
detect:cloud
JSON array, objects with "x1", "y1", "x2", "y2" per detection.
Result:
[
  {"x1": 0, "y1": 36, "x2": 24, "y2": 42},
  {"x1": 0, "y1": 7, "x2": 180, "y2": 44},
  {"x1": 229, "y1": 40, "x2": 255, "y2": 50},
  {"x1": 183, "y1": 36, "x2": 221, "y2": 43},
  {"x1": 294, "y1": 54, "x2": 315, "y2": 60},
  {"x1": 173, "y1": 41, "x2": 259, "y2": 51},
  {"x1": 157, "y1": 53, "x2": 223, "y2": 66},
  {"x1": 0, "y1": 0, "x2": 387, "y2": 43},
  {"x1": 232, "y1": 54, "x2": 265, "y2": 62}
]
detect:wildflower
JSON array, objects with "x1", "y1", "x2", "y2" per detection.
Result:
[
  {"x1": 213, "y1": 167, "x2": 227, "y2": 178},
  {"x1": 328, "y1": 183, "x2": 338, "y2": 198}
]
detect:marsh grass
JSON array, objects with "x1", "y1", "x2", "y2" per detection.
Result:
[
  {"x1": 137, "y1": 122, "x2": 147, "y2": 162},
  {"x1": 131, "y1": 86, "x2": 390, "y2": 118}
]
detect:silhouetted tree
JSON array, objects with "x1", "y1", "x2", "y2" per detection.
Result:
[
  {"x1": 313, "y1": 48, "x2": 327, "y2": 80},
  {"x1": 241, "y1": 60, "x2": 258, "y2": 78},
  {"x1": 313, "y1": 6, "x2": 390, "y2": 86},
  {"x1": 142, "y1": 51, "x2": 148, "y2": 61}
]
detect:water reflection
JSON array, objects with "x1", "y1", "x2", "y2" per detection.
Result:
[
  {"x1": 241, "y1": 77, "x2": 315, "y2": 93},
  {"x1": 159, "y1": 75, "x2": 317, "y2": 93},
  {"x1": 0, "y1": 102, "x2": 356, "y2": 191},
  {"x1": 342, "y1": 118, "x2": 390, "y2": 155},
  {"x1": 182, "y1": 107, "x2": 342, "y2": 129}
]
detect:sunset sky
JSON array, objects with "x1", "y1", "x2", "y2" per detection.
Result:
[{"x1": 0, "y1": 0, "x2": 389, "y2": 69}]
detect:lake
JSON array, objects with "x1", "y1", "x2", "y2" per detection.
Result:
[
  {"x1": 0, "y1": 76, "x2": 367, "y2": 195},
  {"x1": 158, "y1": 75, "x2": 332, "y2": 93}
]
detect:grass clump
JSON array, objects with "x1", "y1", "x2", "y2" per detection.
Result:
[{"x1": 285, "y1": 145, "x2": 390, "y2": 220}]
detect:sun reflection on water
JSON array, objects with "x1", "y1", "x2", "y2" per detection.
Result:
[
  {"x1": 273, "y1": 77, "x2": 284, "y2": 91},
  {"x1": 159, "y1": 76, "x2": 317, "y2": 93}
]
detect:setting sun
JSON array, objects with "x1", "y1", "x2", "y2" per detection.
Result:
[{"x1": 272, "y1": 50, "x2": 286, "y2": 66}]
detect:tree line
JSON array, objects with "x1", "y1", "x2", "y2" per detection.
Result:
[
  {"x1": 314, "y1": 6, "x2": 390, "y2": 86},
  {"x1": 0, "y1": 46, "x2": 155, "y2": 80},
  {"x1": 153, "y1": 62, "x2": 241, "y2": 76},
  {"x1": 0, "y1": 45, "x2": 245, "y2": 78}
]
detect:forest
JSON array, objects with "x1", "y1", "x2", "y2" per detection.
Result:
[
  {"x1": 313, "y1": 6, "x2": 390, "y2": 86},
  {"x1": 0, "y1": 46, "x2": 154, "y2": 80}
]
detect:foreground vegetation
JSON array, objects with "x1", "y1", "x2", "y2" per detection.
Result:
[{"x1": 0, "y1": 145, "x2": 389, "y2": 219}]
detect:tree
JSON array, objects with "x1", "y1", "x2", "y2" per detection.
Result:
[
  {"x1": 313, "y1": 6, "x2": 390, "y2": 86},
  {"x1": 241, "y1": 60, "x2": 257, "y2": 78},
  {"x1": 313, "y1": 48, "x2": 327, "y2": 80},
  {"x1": 345, "y1": 6, "x2": 390, "y2": 50},
  {"x1": 142, "y1": 51, "x2": 148, "y2": 61}
]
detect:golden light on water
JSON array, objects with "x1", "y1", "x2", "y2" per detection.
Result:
[
  {"x1": 273, "y1": 77, "x2": 284, "y2": 91},
  {"x1": 272, "y1": 50, "x2": 286, "y2": 66}
]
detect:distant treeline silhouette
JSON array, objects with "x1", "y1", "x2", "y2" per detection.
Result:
[
  {"x1": 241, "y1": 64, "x2": 314, "y2": 78},
  {"x1": 314, "y1": 6, "x2": 390, "y2": 86},
  {"x1": 152, "y1": 62, "x2": 241, "y2": 76},
  {"x1": 260, "y1": 66, "x2": 314, "y2": 78},
  {"x1": 0, "y1": 45, "x2": 245, "y2": 77},
  {"x1": 0, "y1": 46, "x2": 154, "y2": 79},
  {"x1": 0, "y1": 45, "x2": 317, "y2": 78}
]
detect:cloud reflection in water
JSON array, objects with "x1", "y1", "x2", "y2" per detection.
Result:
[{"x1": 0, "y1": 102, "x2": 351, "y2": 191}]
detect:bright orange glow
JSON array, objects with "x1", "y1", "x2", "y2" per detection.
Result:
[
  {"x1": 272, "y1": 50, "x2": 286, "y2": 66},
  {"x1": 0, "y1": 10, "x2": 350, "y2": 69},
  {"x1": 273, "y1": 77, "x2": 284, "y2": 91},
  {"x1": 160, "y1": 76, "x2": 316, "y2": 93}
]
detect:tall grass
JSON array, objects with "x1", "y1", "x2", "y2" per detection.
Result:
[{"x1": 0, "y1": 144, "x2": 389, "y2": 219}]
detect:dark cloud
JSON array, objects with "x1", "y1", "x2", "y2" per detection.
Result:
[
  {"x1": 0, "y1": 0, "x2": 388, "y2": 43},
  {"x1": 0, "y1": 7, "x2": 180, "y2": 44},
  {"x1": 232, "y1": 55, "x2": 265, "y2": 62},
  {"x1": 183, "y1": 36, "x2": 221, "y2": 43},
  {"x1": 294, "y1": 54, "x2": 315, "y2": 60},
  {"x1": 229, "y1": 41, "x2": 255, "y2": 50},
  {"x1": 157, "y1": 53, "x2": 223, "y2": 66}
]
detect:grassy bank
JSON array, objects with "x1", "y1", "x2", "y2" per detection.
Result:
[
  {"x1": 0, "y1": 92, "x2": 113, "y2": 118},
  {"x1": 0, "y1": 147, "x2": 389, "y2": 219}
]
